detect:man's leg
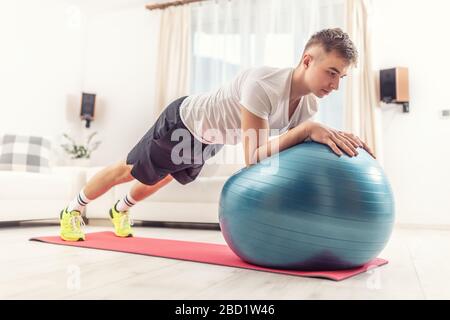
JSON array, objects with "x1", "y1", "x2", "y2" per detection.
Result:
[
  {"x1": 60, "y1": 160, "x2": 135, "y2": 241},
  {"x1": 84, "y1": 160, "x2": 136, "y2": 200},
  {"x1": 66, "y1": 160, "x2": 135, "y2": 213},
  {"x1": 109, "y1": 175, "x2": 174, "y2": 238},
  {"x1": 130, "y1": 174, "x2": 174, "y2": 200},
  {"x1": 114, "y1": 174, "x2": 174, "y2": 212}
]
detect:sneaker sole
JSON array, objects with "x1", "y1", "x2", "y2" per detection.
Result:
[
  {"x1": 113, "y1": 232, "x2": 134, "y2": 238},
  {"x1": 60, "y1": 234, "x2": 85, "y2": 242}
]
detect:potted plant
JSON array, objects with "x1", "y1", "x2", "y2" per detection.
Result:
[{"x1": 60, "y1": 132, "x2": 101, "y2": 167}]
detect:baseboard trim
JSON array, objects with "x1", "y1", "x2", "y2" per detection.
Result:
[
  {"x1": 86, "y1": 218, "x2": 220, "y2": 230},
  {"x1": 395, "y1": 223, "x2": 450, "y2": 231},
  {"x1": 141, "y1": 220, "x2": 221, "y2": 231}
]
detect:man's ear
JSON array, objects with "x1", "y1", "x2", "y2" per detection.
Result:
[{"x1": 302, "y1": 54, "x2": 313, "y2": 69}]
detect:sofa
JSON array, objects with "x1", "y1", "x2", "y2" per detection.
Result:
[
  {"x1": 0, "y1": 143, "x2": 244, "y2": 224},
  {"x1": 84, "y1": 149, "x2": 245, "y2": 224},
  {"x1": 0, "y1": 167, "x2": 87, "y2": 222}
]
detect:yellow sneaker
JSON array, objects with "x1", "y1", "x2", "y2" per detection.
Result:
[
  {"x1": 60, "y1": 207, "x2": 86, "y2": 241},
  {"x1": 109, "y1": 201, "x2": 134, "y2": 238}
]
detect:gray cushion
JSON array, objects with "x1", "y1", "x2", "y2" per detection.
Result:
[{"x1": 0, "y1": 134, "x2": 51, "y2": 173}]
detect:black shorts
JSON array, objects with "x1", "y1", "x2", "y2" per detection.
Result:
[{"x1": 126, "y1": 96, "x2": 224, "y2": 185}]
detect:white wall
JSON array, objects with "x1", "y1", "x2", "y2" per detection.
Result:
[
  {"x1": 372, "y1": 0, "x2": 450, "y2": 225},
  {"x1": 0, "y1": 0, "x2": 160, "y2": 166},
  {"x1": 81, "y1": 5, "x2": 160, "y2": 165},
  {"x1": 0, "y1": 0, "x2": 84, "y2": 150}
]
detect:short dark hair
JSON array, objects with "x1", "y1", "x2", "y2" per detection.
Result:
[{"x1": 303, "y1": 28, "x2": 358, "y2": 66}]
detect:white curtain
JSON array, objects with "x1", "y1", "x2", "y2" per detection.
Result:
[
  {"x1": 344, "y1": 0, "x2": 379, "y2": 156},
  {"x1": 153, "y1": 5, "x2": 191, "y2": 117},
  {"x1": 189, "y1": 0, "x2": 347, "y2": 130}
]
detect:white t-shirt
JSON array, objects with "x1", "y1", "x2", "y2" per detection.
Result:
[{"x1": 179, "y1": 66, "x2": 318, "y2": 145}]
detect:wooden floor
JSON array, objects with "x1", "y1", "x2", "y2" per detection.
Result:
[{"x1": 0, "y1": 223, "x2": 449, "y2": 300}]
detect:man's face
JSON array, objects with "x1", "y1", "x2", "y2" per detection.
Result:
[{"x1": 303, "y1": 49, "x2": 350, "y2": 98}]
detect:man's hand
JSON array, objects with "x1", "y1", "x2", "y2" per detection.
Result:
[{"x1": 305, "y1": 121, "x2": 376, "y2": 159}]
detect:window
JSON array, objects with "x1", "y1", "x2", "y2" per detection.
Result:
[{"x1": 189, "y1": 0, "x2": 346, "y2": 130}]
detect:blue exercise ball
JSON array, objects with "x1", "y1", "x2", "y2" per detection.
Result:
[{"x1": 219, "y1": 141, "x2": 395, "y2": 271}]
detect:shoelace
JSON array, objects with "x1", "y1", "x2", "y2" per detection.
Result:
[
  {"x1": 120, "y1": 213, "x2": 134, "y2": 230},
  {"x1": 70, "y1": 214, "x2": 86, "y2": 232}
]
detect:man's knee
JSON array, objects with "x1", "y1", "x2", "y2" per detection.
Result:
[
  {"x1": 113, "y1": 160, "x2": 134, "y2": 183},
  {"x1": 154, "y1": 174, "x2": 174, "y2": 186}
]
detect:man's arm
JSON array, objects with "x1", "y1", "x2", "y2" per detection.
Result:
[
  {"x1": 241, "y1": 106, "x2": 311, "y2": 167},
  {"x1": 241, "y1": 106, "x2": 374, "y2": 167}
]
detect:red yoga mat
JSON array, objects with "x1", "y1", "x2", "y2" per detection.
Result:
[{"x1": 30, "y1": 231, "x2": 388, "y2": 281}]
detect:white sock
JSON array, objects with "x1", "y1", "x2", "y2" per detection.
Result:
[
  {"x1": 115, "y1": 192, "x2": 137, "y2": 212},
  {"x1": 67, "y1": 189, "x2": 91, "y2": 213}
]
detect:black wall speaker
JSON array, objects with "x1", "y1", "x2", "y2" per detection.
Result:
[
  {"x1": 380, "y1": 67, "x2": 410, "y2": 113},
  {"x1": 80, "y1": 93, "x2": 96, "y2": 128}
]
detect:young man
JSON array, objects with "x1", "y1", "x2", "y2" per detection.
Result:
[{"x1": 60, "y1": 28, "x2": 375, "y2": 241}]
